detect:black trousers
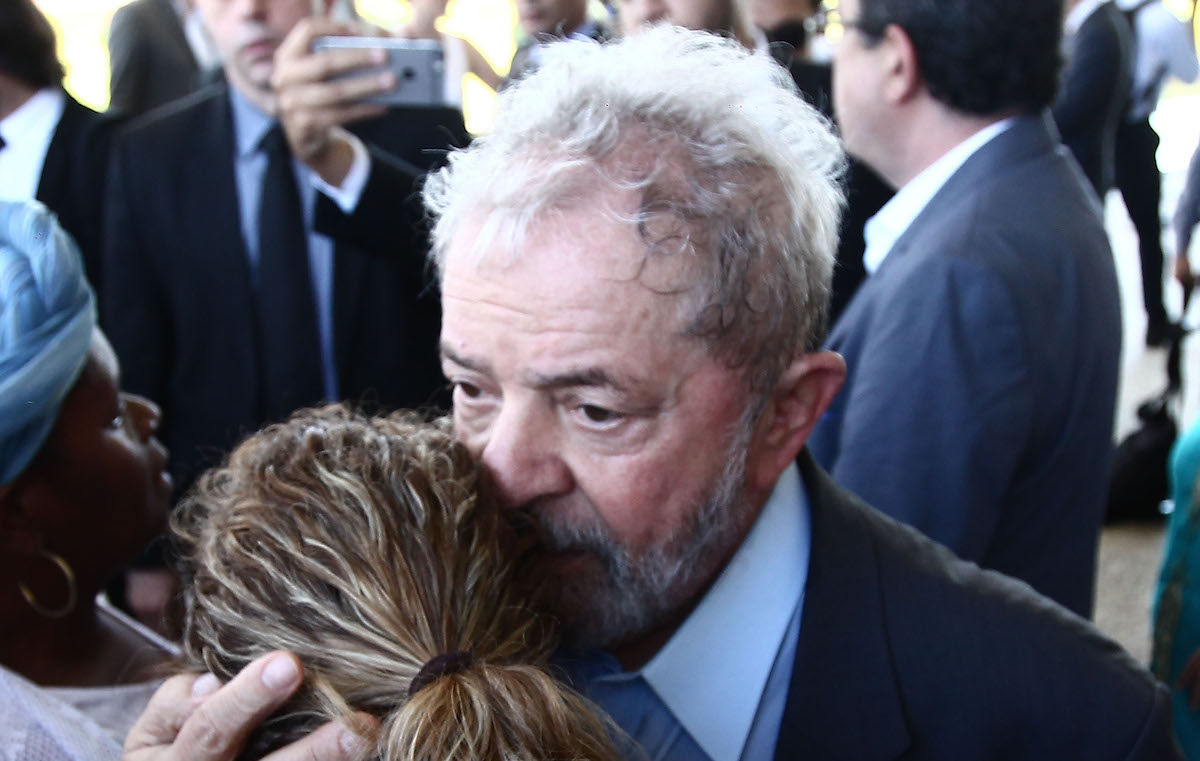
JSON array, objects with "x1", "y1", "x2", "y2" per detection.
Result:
[{"x1": 1115, "y1": 117, "x2": 1169, "y2": 327}]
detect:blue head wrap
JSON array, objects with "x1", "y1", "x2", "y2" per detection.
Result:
[{"x1": 0, "y1": 201, "x2": 96, "y2": 485}]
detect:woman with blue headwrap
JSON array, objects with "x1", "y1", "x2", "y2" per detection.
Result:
[{"x1": 0, "y1": 201, "x2": 176, "y2": 760}]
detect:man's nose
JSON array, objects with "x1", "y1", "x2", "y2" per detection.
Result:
[
  {"x1": 230, "y1": 0, "x2": 267, "y2": 19},
  {"x1": 638, "y1": 0, "x2": 668, "y2": 24},
  {"x1": 476, "y1": 403, "x2": 572, "y2": 510}
]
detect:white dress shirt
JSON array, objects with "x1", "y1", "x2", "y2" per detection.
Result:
[
  {"x1": 863, "y1": 118, "x2": 1016, "y2": 274},
  {"x1": 0, "y1": 89, "x2": 65, "y2": 201}
]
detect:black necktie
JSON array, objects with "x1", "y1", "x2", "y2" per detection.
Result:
[{"x1": 256, "y1": 125, "x2": 325, "y2": 421}]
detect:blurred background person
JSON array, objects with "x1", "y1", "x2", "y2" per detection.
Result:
[
  {"x1": 1116, "y1": 0, "x2": 1198, "y2": 346},
  {"x1": 102, "y1": 0, "x2": 466, "y2": 636},
  {"x1": 106, "y1": 0, "x2": 220, "y2": 119},
  {"x1": 1174, "y1": 134, "x2": 1200, "y2": 289},
  {"x1": 1053, "y1": 0, "x2": 1133, "y2": 199},
  {"x1": 0, "y1": 0, "x2": 114, "y2": 288},
  {"x1": 508, "y1": 0, "x2": 611, "y2": 83},
  {"x1": 811, "y1": 0, "x2": 1121, "y2": 618},
  {"x1": 171, "y1": 406, "x2": 621, "y2": 761},
  {"x1": 616, "y1": 0, "x2": 763, "y2": 49},
  {"x1": 0, "y1": 201, "x2": 175, "y2": 761},
  {"x1": 1152, "y1": 401, "x2": 1200, "y2": 759},
  {"x1": 746, "y1": 0, "x2": 826, "y2": 63},
  {"x1": 396, "y1": 0, "x2": 502, "y2": 106}
]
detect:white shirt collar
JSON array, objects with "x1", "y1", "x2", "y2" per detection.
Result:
[
  {"x1": 863, "y1": 117, "x2": 1016, "y2": 275},
  {"x1": 1065, "y1": 0, "x2": 1106, "y2": 35},
  {"x1": 0, "y1": 88, "x2": 66, "y2": 202},
  {"x1": 639, "y1": 463, "x2": 809, "y2": 761}
]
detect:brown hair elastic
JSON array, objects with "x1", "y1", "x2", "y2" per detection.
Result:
[{"x1": 408, "y1": 651, "x2": 476, "y2": 699}]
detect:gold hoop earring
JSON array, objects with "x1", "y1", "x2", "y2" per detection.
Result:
[{"x1": 18, "y1": 552, "x2": 77, "y2": 619}]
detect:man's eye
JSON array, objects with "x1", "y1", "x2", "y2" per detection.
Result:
[
  {"x1": 580, "y1": 405, "x2": 619, "y2": 424},
  {"x1": 454, "y1": 381, "x2": 482, "y2": 399}
]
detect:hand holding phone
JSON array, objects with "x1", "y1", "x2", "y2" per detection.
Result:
[{"x1": 271, "y1": 18, "x2": 397, "y2": 185}]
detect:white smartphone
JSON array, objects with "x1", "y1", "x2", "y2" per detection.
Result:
[{"x1": 312, "y1": 36, "x2": 445, "y2": 108}]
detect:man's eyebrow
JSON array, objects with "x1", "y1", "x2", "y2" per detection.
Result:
[
  {"x1": 441, "y1": 344, "x2": 633, "y2": 392},
  {"x1": 526, "y1": 367, "x2": 630, "y2": 393},
  {"x1": 440, "y1": 344, "x2": 491, "y2": 375}
]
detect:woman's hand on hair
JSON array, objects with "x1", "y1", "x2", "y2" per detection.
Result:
[{"x1": 123, "y1": 651, "x2": 377, "y2": 760}]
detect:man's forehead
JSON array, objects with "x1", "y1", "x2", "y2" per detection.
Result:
[{"x1": 442, "y1": 191, "x2": 707, "y2": 297}]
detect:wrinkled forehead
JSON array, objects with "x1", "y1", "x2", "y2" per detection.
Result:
[{"x1": 452, "y1": 171, "x2": 712, "y2": 277}]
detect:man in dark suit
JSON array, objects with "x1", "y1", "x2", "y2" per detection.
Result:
[
  {"x1": 107, "y1": 0, "x2": 217, "y2": 118},
  {"x1": 103, "y1": 1, "x2": 466, "y2": 508},
  {"x1": 809, "y1": 0, "x2": 1120, "y2": 619},
  {"x1": 125, "y1": 24, "x2": 1179, "y2": 761},
  {"x1": 0, "y1": 0, "x2": 114, "y2": 286},
  {"x1": 1052, "y1": 0, "x2": 1133, "y2": 197},
  {"x1": 505, "y1": 0, "x2": 610, "y2": 84}
]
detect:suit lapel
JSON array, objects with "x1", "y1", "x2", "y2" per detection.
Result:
[
  {"x1": 35, "y1": 95, "x2": 83, "y2": 209},
  {"x1": 773, "y1": 452, "x2": 910, "y2": 761},
  {"x1": 189, "y1": 86, "x2": 262, "y2": 405},
  {"x1": 331, "y1": 236, "x2": 366, "y2": 378}
]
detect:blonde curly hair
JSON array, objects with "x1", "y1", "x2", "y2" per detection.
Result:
[{"x1": 171, "y1": 405, "x2": 620, "y2": 761}]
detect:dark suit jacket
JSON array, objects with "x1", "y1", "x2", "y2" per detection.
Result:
[
  {"x1": 36, "y1": 94, "x2": 116, "y2": 287},
  {"x1": 1052, "y1": 1, "x2": 1133, "y2": 195},
  {"x1": 102, "y1": 83, "x2": 467, "y2": 501},
  {"x1": 107, "y1": 0, "x2": 202, "y2": 118},
  {"x1": 775, "y1": 453, "x2": 1180, "y2": 760},
  {"x1": 809, "y1": 113, "x2": 1121, "y2": 618}
]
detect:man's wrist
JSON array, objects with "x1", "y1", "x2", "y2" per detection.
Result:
[{"x1": 312, "y1": 129, "x2": 371, "y2": 213}]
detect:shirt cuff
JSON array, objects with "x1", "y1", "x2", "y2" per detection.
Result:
[{"x1": 313, "y1": 128, "x2": 370, "y2": 214}]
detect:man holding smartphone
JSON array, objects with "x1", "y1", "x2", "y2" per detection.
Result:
[{"x1": 102, "y1": 0, "x2": 468, "y2": 617}]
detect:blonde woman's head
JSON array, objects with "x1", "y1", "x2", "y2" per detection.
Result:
[{"x1": 172, "y1": 405, "x2": 620, "y2": 760}]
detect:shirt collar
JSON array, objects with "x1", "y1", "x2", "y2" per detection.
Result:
[
  {"x1": 1065, "y1": 0, "x2": 1105, "y2": 34},
  {"x1": 635, "y1": 463, "x2": 810, "y2": 761},
  {"x1": 0, "y1": 88, "x2": 65, "y2": 146},
  {"x1": 227, "y1": 84, "x2": 276, "y2": 159},
  {"x1": 863, "y1": 117, "x2": 1016, "y2": 275}
]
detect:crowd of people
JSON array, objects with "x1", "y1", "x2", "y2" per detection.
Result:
[{"x1": 5, "y1": 0, "x2": 1200, "y2": 758}]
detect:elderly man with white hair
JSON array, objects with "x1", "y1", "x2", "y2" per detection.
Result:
[{"x1": 125, "y1": 27, "x2": 1179, "y2": 761}]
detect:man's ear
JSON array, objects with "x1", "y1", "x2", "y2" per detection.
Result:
[
  {"x1": 748, "y1": 350, "x2": 845, "y2": 493},
  {"x1": 879, "y1": 23, "x2": 922, "y2": 105}
]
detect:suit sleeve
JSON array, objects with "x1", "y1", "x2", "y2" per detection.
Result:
[
  {"x1": 823, "y1": 256, "x2": 1033, "y2": 562},
  {"x1": 1121, "y1": 685, "x2": 1186, "y2": 761},
  {"x1": 1052, "y1": 15, "x2": 1127, "y2": 142},
  {"x1": 313, "y1": 144, "x2": 428, "y2": 255},
  {"x1": 106, "y1": 6, "x2": 145, "y2": 117},
  {"x1": 314, "y1": 107, "x2": 468, "y2": 257},
  {"x1": 101, "y1": 135, "x2": 171, "y2": 412}
]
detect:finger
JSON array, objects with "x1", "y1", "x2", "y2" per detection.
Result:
[
  {"x1": 280, "y1": 71, "x2": 396, "y2": 112},
  {"x1": 277, "y1": 16, "x2": 364, "y2": 61},
  {"x1": 261, "y1": 713, "x2": 380, "y2": 761},
  {"x1": 124, "y1": 672, "x2": 220, "y2": 753},
  {"x1": 172, "y1": 651, "x2": 304, "y2": 758},
  {"x1": 274, "y1": 47, "x2": 388, "y2": 89}
]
